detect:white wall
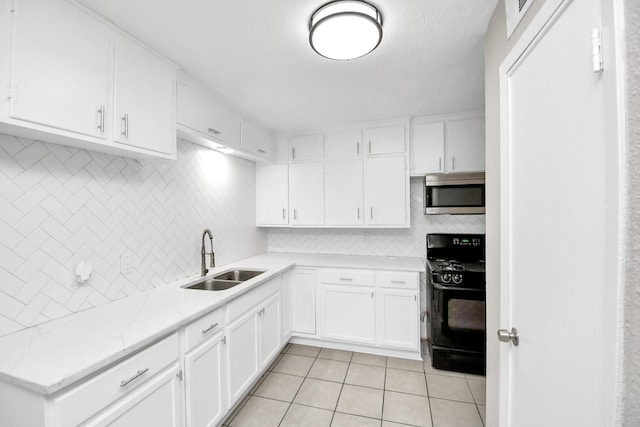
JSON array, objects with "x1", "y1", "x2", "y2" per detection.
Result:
[
  {"x1": 624, "y1": 0, "x2": 640, "y2": 423},
  {"x1": 0, "y1": 135, "x2": 267, "y2": 337}
]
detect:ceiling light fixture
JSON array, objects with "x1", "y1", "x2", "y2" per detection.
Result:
[{"x1": 309, "y1": 0, "x2": 383, "y2": 61}]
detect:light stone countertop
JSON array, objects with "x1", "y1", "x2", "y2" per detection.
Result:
[{"x1": 0, "y1": 252, "x2": 424, "y2": 395}]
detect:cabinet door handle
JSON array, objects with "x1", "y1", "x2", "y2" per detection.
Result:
[
  {"x1": 370, "y1": 207, "x2": 373, "y2": 219},
  {"x1": 357, "y1": 142, "x2": 360, "y2": 155},
  {"x1": 370, "y1": 292, "x2": 374, "y2": 299},
  {"x1": 292, "y1": 148, "x2": 296, "y2": 159},
  {"x1": 120, "y1": 368, "x2": 149, "y2": 388},
  {"x1": 97, "y1": 105, "x2": 105, "y2": 133},
  {"x1": 340, "y1": 278, "x2": 353, "y2": 281},
  {"x1": 439, "y1": 157, "x2": 442, "y2": 171},
  {"x1": 282, "y1": 208, "x2": 286, "y2": 220},
  {"x1": 208, "y1": 128, "x2": 221, "y2": 135},
  {"x1": 391, "y1": 280, "x2": 405, "y2": 284},
  {"x1": 357, "y1": 208, "x2": 360, "y2": 220},
  {"x1": 222, "y1": 336, "x2": 227, "y2": 345},
  {"x1": 121, "y1": 113, "x2": 129, "y2": 139},
  {"x1": 451, "y1": 156, "x2": 455, "y2": 170},
  {"x1": 258, "y1": 149, "x2": 266, "y2": 154},
  {"x1": 414, "y1": 294, "x2": 417, "y2": 301},
  {"x1": 368, "y1": 141, "x2": 372, "y2": 154},
  {"x1": 293, "y1": 209, "x2": 297, "y2": 220},
  {"x1": 201, "y1": 322, "x2": 218, "y2": 335}
]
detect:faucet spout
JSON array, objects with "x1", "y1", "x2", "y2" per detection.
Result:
[{"x1": 201, "y1": 229, "x2": 215, "y2": 276}]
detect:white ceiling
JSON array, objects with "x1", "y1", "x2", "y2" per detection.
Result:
[{"x1": 75, "y1": 0, "x2": 498, "y2": 133}]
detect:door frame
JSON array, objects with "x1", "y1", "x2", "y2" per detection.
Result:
[{"x1": 492, "y1": 0, "x2": 627, "y2": 425}]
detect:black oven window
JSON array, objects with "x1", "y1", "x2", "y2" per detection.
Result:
[{"x1": 447, "y1": 299, "x2": 485, "y2": 331}]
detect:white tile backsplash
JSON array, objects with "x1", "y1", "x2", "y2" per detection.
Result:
[{"x1": 0, "y1": 134, "x2": 267, "y2": 337}]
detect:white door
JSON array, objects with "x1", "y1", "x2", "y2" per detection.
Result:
[
  {"x1": 363, "y1": 126, "x2": 405, "y2": 155},
  {"x1": 289, "y1": 162, "x2": 324, "y2": 226},
  {"x1": 325, "y1": 158, "x2": 364, "y2": 226},
  {"x1": 325, "y1": 130, "x2": 362, "y2": 158},
  {"x1": 113, "y1": 37, "x2": 175, "y2": 155},
  {"x1": 377, "y1": 289, "x2": 419, "y2": 350},
  {"x1": 410, "y1": 121, "x2": 445, "y2": 175},
  {"x1": 10, "y1": 0, "x2": 109, "y2": 138},
  {"x1": 289, "y1": 134, "x2": 324, "y2": 160},
  {"x1": 185, "y1": 332, "x2": 226, "y2": 427},
  {"x1": 320, "y1": 285, "x2": 376, "y2": 344},
  {"x1": 291, "y1": 269, "x2": 316, "y2": 335},
  {"x1": 256, "y1": 164, "x2": 289, "y2": 226},
  {"x1": 226, "y1": 310, "x2": 259, "y2": 405},
  {"x1": 364, "y1": 156, "x2": 407, "y2": 226},
  {"x1": 259, "y1": 293, "x2": 281, "y2": 368},
  {"x1": 446, "y1": 118, "x2": 485, "y2": 172},
  {"x1": 498, "y1": 0, "x2": 617, "y2": 425}
]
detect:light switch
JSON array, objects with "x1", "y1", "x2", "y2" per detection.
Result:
[{"x1": 121, "y1": 253, "x2": 134, "y2": 275}]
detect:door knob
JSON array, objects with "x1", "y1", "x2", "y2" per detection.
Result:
[{"x1": 497, "y1": 327, "x2": 519, "y2": 346}]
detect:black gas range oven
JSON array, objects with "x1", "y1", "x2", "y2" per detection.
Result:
[{"x1": 427, "y1": 233, "x2": 486, "y2": 375}]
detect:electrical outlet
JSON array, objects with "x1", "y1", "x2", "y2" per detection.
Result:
[{"x1": 121, "y1": 253, "x2": 134, "y2": 275}]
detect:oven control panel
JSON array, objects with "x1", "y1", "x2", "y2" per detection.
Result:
[{"x1": 452, "y1": 237, "x2": 482, "y2": 247}]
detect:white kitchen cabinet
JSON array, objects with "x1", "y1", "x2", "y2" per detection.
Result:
[
  {"x1": 8, "y1": 0, "x2": 110, "y2": 139},
  {"x1": 411, "y1": 121, "x2": 445, "y2": 175},
  {"x1": 176, "y1": 75, "x2": 241, "y2": 149},
  {"x1": 289, "y1": 134, "x2": 324, "y2": 161},
  {"x1": 113, "y1": 36, "x2": 176, "y2": 156},
  {"x1": 281, "y1": 271, "x2": 293, "y2": 340},
  {"x1": 185, "y1": 331, "x2": 226, "y2": 427},
  {"x1": 377, "y1": 289, "x2": 419, "y2": 351},
  {"x1": 364, "y1": 155, "x2": 407, "y2": 226},
  {"x1": 258, "y1": 292, "x2": 281, "y2": 368},
  {"x1": 226, "y1": 308, "x2": 259, "y2": 405},
  {"x1": 256, "y1": 163, "x2": 289, "y2": 226},
  {"x1": 320, "y1": 285, "x2": 376, "y2": 344},
  {"x1": 325, "y1": 158, "x2": 364, "y2": 226},
  {"x1": 325, "y1": 130, "x2": 362, "y2": 158},
  {"x1": 363, "y1": 126, "x2": 405, "y2": 155},
  {"x1": 86, "y1": 363, "x2": 182, "y2": 427},
  {"x1": 291, "y1": 269, "x2": 316, "y2": 335},
  {"x1": 241, "y1": 119, "x2": 274, "y2": 161},
  {"x1": 446, "y1": 118, "x2": 485, "y2": 172},
  {"x1": 289, "y1": 162, "x2": 324, "y2": 226}
]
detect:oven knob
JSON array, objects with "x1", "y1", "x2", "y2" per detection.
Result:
[
  {"x1": 442, "y1": 273, "x2": 452, "y2": 283},
  {"x1": 452, "y1": 274, "x2": 463, "y2": 284}
]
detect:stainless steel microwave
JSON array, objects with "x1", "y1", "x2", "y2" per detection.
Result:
[{"x1": 424, "y1": 173, "x2": 485, "y2": 215}]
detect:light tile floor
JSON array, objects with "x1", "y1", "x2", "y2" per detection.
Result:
[{"x1": 222, "y1": 343, "x2": 486, "y2": 427}]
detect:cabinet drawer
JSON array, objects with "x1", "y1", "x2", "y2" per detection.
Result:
[
  {"x1": 53, "y1": 333, "x2": 179, "y2": 427},
  {"x1": 184, "y1": 308, "x2": 224, "y2": 352},
  {"x1": 376, "y1": 271, "x2": 418, "y2": 289},
  {"x1": 318, "y1": 269, "x2": 375, "y2": 286},
  {"x1": 226, "y1": 278, "x2": 280, "y2": 323}
]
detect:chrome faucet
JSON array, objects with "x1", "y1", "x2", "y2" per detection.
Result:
[{"x1": 201, "y1": 229, "x2": 215, "y2": 276}]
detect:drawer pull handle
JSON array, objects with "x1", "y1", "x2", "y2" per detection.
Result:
[
  {"x1": 202, "y1": 322, "x2": 219, "y2": 335},
  {"x1": 391, "y1": 280, "x2": 405, "y2": 284},
  {"x1": 258, "y1": 149, "x2": 266, "y2": 154},
  {"x1": 120, "y1": 368, "x2": 149, "y2": 388},
  {"x1": 208, "y1": 128, "x2": 221, "y2": 135},
  {"x1": 339, "y1": 278, "x2": 353, "y2": 281}
]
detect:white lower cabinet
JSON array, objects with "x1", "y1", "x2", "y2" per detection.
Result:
[
  {"x1": 184, "y1": 331, "x2": 226, "y2": 427},
  {"x1": 320, "y1": 285, "x2": 376, "y2": 344},
  {"x1": 377, "y1": 289, "x2": 419, "y2": 351},
  {"x1": 258, "y1": 293, "x2": 281, "y2": 367},
  {"x1": 291, "y1": 269, "x2": 316, "y2": 335},
  {"x1": 226, "y1": 307, "x2": 260, "y2": 405}
]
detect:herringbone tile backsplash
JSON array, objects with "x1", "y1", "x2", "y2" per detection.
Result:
[{"x1": 0, "y1": 134, "x2": 267, "y2": 337}]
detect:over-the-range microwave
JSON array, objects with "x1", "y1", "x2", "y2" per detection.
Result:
[{"x1": 424, "y1": 172, "x2": 485, "y2": 215}]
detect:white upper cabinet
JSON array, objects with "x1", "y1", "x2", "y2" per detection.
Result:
[
  {"x1": 325, "y1": 158, "x2": 363, "y2": 226},
  {"x1": 289, "y1": 134, "x2": 324, "y2": 161},
  {"x1": 113, "y1": 36, "x2": 176, "y2": 156},
  {"x1": 446, "y1": 118, "x2": 485, "y2": 173},
  {"x1": 363, "y1": 126, "x2": 405, "y2": 155},
  {"x1": 241, "y1": 119, "x2": 274, "y2": 161},
  {"x1": 325, "y1": 130, "x2": 362, "y2": 158},
  {"x1": 1, "y1": 0, "x2": 177, "y2": 159},
  {"x1": 176, "y1": 76, "x2": 241, "y2": 148},
  {"x1": 9, "y1": 0, "x2": 110, "y2": 139},
  {"x1": 364, "y1": 155, "x2": 407, "y2": 226},
  {"x1": 411, "y1": 122, "x2": 445, "y2": 175},
  {"x1": 289, "y1": 162, "x2": 324, "y2": 226},
  {"x1": 256, "y1": 164, "x2": 289, "y2": 226}
]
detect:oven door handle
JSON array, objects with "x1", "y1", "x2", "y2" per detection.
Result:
[{"x1": 433, "y1": 283, "x2": 485, "y2": 293}]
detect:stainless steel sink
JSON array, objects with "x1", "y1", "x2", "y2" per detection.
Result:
[
  {"x1": 185, "y1": 279, "x2": 242, "y2": 291},
  {"x1": 184, "y1": 269, "x2": 266, "y2": 291},
  {"x1": 213, "y1": 269, "x2": 266, "y2": 282}
]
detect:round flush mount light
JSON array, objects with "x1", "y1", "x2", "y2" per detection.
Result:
[{"x1": 309, "y1": 0, "x2": 383, "y2": 61}]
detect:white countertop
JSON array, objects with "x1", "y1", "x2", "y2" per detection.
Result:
[{"x1": 0, "y1": 252, "x2": 423, "y2": 395}]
